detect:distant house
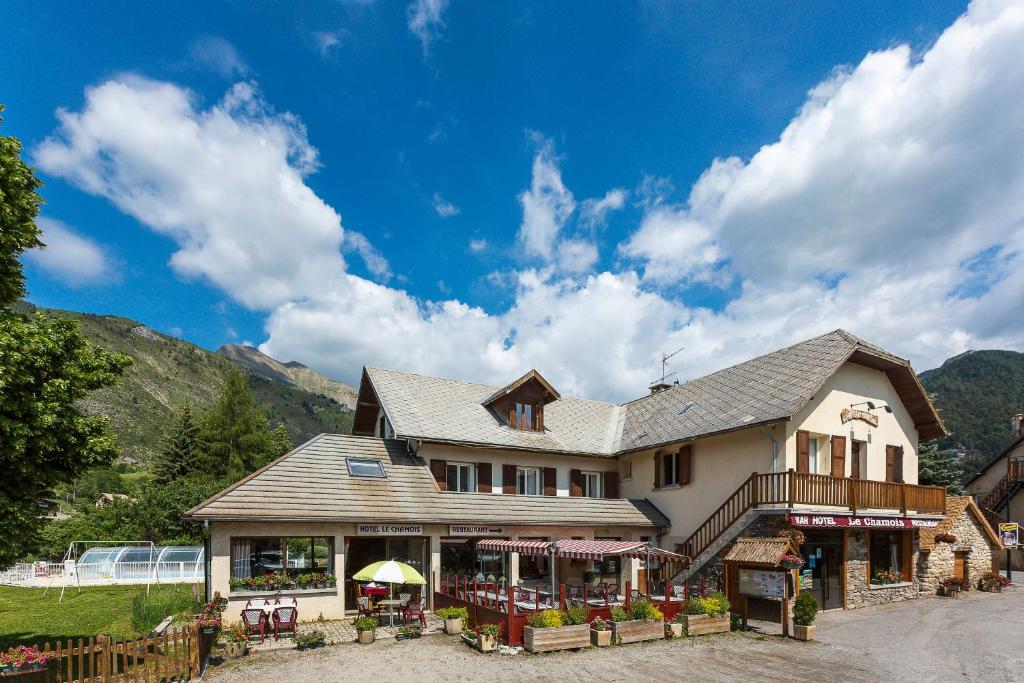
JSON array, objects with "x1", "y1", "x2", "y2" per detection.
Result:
[
  {"x1": 37, "y1": 498, "x2": 67, "y2": 520},
  {"x1": 964, "y1": 414, "x2": 1024, "y2": 570},
  {"x1": 95, "y1": 492, "x2": 133, "y2": 508}
]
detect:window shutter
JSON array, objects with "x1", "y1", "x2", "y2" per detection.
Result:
[
  {"x1": 885, "y1": 446, "x2": 896, "y2": 482},
  {"x1": 477, "y1": 462, "x2": 492, "y2": 493},
  {"x1": 894, "y1": 446, "x2": 904, "y2": 483},
  {"x1": 654, "y1": 452, "x2": 662, "y2": 489},
  {"x1": 543, "y1": 467, "x2": 557, "y2": 496},
  {"x1": 830, "y1": 435, "x2": 846, "y2": 478},
  {"x1": 570, "y1": 469, "x2": 583, "y2": 497},
  {"x1": 604, "y1": 472, "x2": 619, "y2": 499},
  {"x1": 796, "y1": 430, "x2": 810, "y2": 474},
  {"x1": 503, "y1": 464, "x2": 517, "y2": 494},
  {"x1": 430, "y1": 459, "x2": 447, "y2": 491},
  {"x1": 679, "y1": 445, "x2": 692, "y2": 485}
]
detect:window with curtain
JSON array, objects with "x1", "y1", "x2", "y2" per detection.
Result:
[
  {"x1": 582, "y1": 471, "x2": 602, "y2": 498},
  {"x1": 517, "y1": 467, "x2": 540, "y2": 495},
  {"x1": 869, "y1": 531, "x2": 909, "y2": 583},
  {"x1": 230, "y1": 537, "x2": 333, "y2": 578}
]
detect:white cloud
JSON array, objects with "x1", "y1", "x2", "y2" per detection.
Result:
[
  {"x1": 557, "y1": 239, "x2": 599, "y2": 275},
  {"x1": 312, "y1": 30, "x2": 346, "y2": 57},
  {"x1": 580, "y1": 188, "x2": 627, "y2": 228},
  {"x1": 469, "y1": 238, "x2": 488, "y2": 253},
  {"x1": 189, "y1": 36, "x2": 248, "y2": 78},
  {"x1": 343, "y1": 231, "x2": 392, "y2": 281},
  {"x1": 517, "y1": 135, "x2": 576, "y2": 261},
  {"x1": 407, "y1": 0, "x2": 448, "y2": 54},
  {"x1": 26, "y1": 217, "x2": 114, "y2": 286},
  {"x1": 432, "y1": 192, "x2": 460, "y2": 217}
]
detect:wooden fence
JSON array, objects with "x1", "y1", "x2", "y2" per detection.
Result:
[{"x1": 1, "y1": 624, "x2": 211, "y2": 682}]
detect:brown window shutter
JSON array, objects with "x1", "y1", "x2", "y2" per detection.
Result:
[
  {"x1": 830, "y1": 435, "x2": 846, "y2": 478},
  {"x1": 654, "y1": 452, "x2": 662, "y2": 489},
  {"x1": 678, "y1": 445, "x2": 692, "y2": 485},
  {"x1": 430, "y1": 459, "x2": 447, "y2": 491},
  {"x1": 604, "y1": 471, "x2": 619, "y2": 499},
  {"x1": 796, "y1": 430, "x2": 810, "y2": 474},
  {"x1": 477, "y1": 462, "x2": 492, "y2": 493},
  {"x1": 894, "y1": 446, "x2": 904, "y2": 483},
  {"x1": 885, "y1": 446, "x2": 896, "y2": 482},
  {"x1": 570, "y1": 469, "x2": 583, "y2": 497},
  {"x1": 543, "y1": 467, "x2": 557, "y2": 496},
  {"x1": 503, "y1": 464, "x2": 517, "y2": 494}
]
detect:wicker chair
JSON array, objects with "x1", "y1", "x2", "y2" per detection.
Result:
[
  {"x1": 397, "y1": 593, "x2": 412, "y2": 620},
  {"x1": 356, "y1": 596, "x2": 377, "y2": 619},
  {"x1": 272, "y1": 606, "x2": 298, "y2": 640},
  {"x1": 240, "y1": 608, "x2": 267, "y2": 643},
  {"x1": 245, "y1": 598, "x2": 268, "y2": 608}
]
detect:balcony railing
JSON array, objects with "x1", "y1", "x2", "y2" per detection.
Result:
[{"x1": 679, "y1": 470, "x2": 947, "y2": 561}]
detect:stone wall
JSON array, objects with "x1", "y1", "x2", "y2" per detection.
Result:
[
  {"x1": 845, "y1": 530, "x2": 919, "y2": 609},
  {"x1": 918, "y1": 509, "x2": 998, "y2": 594}
]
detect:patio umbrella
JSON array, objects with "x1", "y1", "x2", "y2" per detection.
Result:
[{"x1": 353, "y1": 560, "x2": 426, "y2": 586}]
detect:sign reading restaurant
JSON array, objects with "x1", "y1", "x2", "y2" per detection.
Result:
[
  {"x1": 448, "y1": 525, "x2": 506, "y2": 536},
  {"x1": 789, "y1": 514, "x2": 939, "y2": 529},
  {"x1": 357, "y1": 524, "x2": 423, "y2": 536}
]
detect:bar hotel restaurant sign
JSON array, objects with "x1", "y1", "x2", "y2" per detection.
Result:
[
  {"x1": 356, "y1": 523, "x2": 508, "y2": 536},
  {"x1": 788, "y1": 513, "x2": 940, "y2": 529}
]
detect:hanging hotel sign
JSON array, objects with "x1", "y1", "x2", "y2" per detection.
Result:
[
  {"x1": 999, "y1": 522, "x2": 1019, "y2": 548},
  {"x1": 789, "y1": 513, "x2": 939, "y2": 529},
  {"x1": 357, "y1": 524, "x2": 423, "y2": 536},
  {"x1": 448, "y1": 525, "x2": 506, "y2": 536},
  {"x1": 841, "y1": 408, "x2": 879, "y2": 427}
]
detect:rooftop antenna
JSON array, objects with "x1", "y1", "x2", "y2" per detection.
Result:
[{"x1": 649, "y1": 346, "x2": 685, "y2": 393}]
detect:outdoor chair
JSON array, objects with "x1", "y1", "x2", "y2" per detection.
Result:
[
  {"x1": 245, "y1": 598, "x2": 268, "y2": 608},
  {"x1": 404, "y1": 599, "x2": 426, "y2": 627},
  {"x1": 605, "y1": 585, "x2": 620, "y2": 603},
  {"x1": 272, "y1": 606, "x2": 298, "y2": 640},
  {"x1": 398, "y1": 593, "x2": 412, "y2": 619},
  {"x1": 357, "y1": 596, "x2": 379, "y2": 619},
  {"x1": 240, "y1": 608, "x2": 267, "y2": 643},
  {"x1": 672, "y1": 585, "x2": 685, "y2": 599},
  {"x1": 631, "y1": 589, "x2": 643, "y2": 602},
  {"x1": 276, "y1": 596, "x2": 297, "y2": 607}
]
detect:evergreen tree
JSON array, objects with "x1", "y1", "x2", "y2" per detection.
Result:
[
  {"x1": 200, "y1": 368, "x2": 293, "y2": 480},
  {"x1": 153, "y1": 403, "x2": 203, "y2": 484},
  {"x1": 918, "y1": 441, "x2": 963, "y2": 494},
  {"x1": 0, "y1": 104, "x2": 130, "y2": 566}
]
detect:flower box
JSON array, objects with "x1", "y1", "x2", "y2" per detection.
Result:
[
  {"x1": 590, "y1": 628, "x2": 612, "y2": 647},
  {"x1": 611, "y1": 619, "x2": 664, "y2": 644},
  {"x1": 443, "y1": 618, "x2": 463, "y2": 635},
  {"x1": 793, "y1": 624, "x2": 815, "y2": 641},
  {"x1": 683, "y1": 613, "x2": 729, "y2": 636},
  {"x1": 523, "y1": 624, "x2": 590, "y2": 653},
  {"x1": 666, "y1": 622, "x2": 683, "y2": 638},
  {"x1": 477, "y1": 633, "x2": 497, "y2": 652}
]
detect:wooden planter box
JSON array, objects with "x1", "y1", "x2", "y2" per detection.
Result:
[
  {"x1": 444, "y1": 618, "x2": 463, "y2": 635},
  {"x1": 590, "y1": 629, "x2": 612, "y2": 647},
  {"x1": 611, "y1": 619, "x2": 664, "y2": 644},
  {"x1": 462, "y1": 633, "x2": 498, "y2": 652},
  {"x1": 666, "y1": 622, "x2": 683, "y2": 638},
  {"x1": 683, "y1": 614, "x2": 729, "y2": 637},
  {"x1": 793, "y1": 624, "x2": 815, "y2": 641},
  {"x1": 523, "y1": 624, "x2": 590, "y2": 653}
]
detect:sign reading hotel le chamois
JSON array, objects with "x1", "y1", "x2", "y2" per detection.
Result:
[
  {"x1": 789, "y1": 514, "x2": 939, "y2": 529},
  {"x1": 448, "y1": 525, "x2": 506, "y2": 536},
  {"x1": 357, "y1": 524, "x2": 423, "y2": 536}
]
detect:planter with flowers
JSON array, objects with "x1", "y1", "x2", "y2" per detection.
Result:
[
  {"x1": 780, "y1": 554, "x2": 804, "y2": 571},
  {"x1": 934, "y1": 533, "x2": 957, "y2": 544},
  {"x1": 978, "y1": 571, "x2": 1009, "y2": 593},
  {"x1": 464, "y1": 623, "x2": 501, "y2": 652},
  {"x1": 222, "y1": 624, "x2": 249, "y2": 658},
  {"x1": 938, "y1": 576, "x2": 969, "y2": 596},
  {"x1": 524, "y1": 608, "x2": 590, "y2": 653},
  {"x1": 435, "y1": 607, "x2": 468, "y2": 635},
  {"x1": 610, "y1": 600, "x2": 665, "y2": 644},
  {"x1": 197, "y1": 598, "x2": 226, "y2": 635},
  {"x1": 681, "y1": 593, "x2": 731, "y2": 636},
  {"x1": 354, "y1": 617, "x2": 378, "y2": 644},
  {"x1": 778, "y1": 527, "x2": 806, "y2": 547},
  {"x1": 0, "y1": 646, "x2": 56, "y2": 673},
  {"x1": 295, "y1": 571, "x2": 337, "y2": 590},
  {"x1": 589, "y1": 617, "x2": 612, "y2": 647}
]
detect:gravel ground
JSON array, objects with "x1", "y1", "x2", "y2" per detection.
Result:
[{"x1": 205, "y1": 586, "x2": 1024, "y2": 682}]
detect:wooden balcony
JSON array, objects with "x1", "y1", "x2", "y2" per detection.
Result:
[{"x1": 680, "y1": 470, "x2": 946, "y2": 561}]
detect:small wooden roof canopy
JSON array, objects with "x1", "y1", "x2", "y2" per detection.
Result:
[
  {"x1": 481, "y1": 369, "x2": 561, "y2": 407},
  {"x1": 723, "y1": 537, "x2": 799, "y2": 568}
]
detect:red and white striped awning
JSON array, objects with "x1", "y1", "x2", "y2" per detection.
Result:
[{"x1": 475, "y1": 539, "x2": 552, "y2": 557}]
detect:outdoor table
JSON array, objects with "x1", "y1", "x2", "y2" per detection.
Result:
[{"x1": 376, "y1": 598, "x2": 403, "y2": 626}]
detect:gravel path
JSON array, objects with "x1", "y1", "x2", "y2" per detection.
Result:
[{"x1": 206, "y1": 586, "x2": 1024, "y2": 682}]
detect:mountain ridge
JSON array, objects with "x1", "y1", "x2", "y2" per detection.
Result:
[{"x1": 217, "y1": 343, "x2": 357, "y2": 409}]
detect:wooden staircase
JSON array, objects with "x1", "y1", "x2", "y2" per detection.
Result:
[
  {"x1": 677, "y1": 470, "x2": 947, "y2": 575},
  {"x1": 979, "y1": 471, "x2": 1024, "y2": 515}
]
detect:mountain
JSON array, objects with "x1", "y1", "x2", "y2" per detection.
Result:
[
  {"x1": 919, "y1": 349, "x2": 1024, "y2": 474},
  {"x1": 217, "y1": 344, "x2": 357, "y2": 409},
  {"x1": 27, "y1": 305, "x2": 354, "y2": 466}
]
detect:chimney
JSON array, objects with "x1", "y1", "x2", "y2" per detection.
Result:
[
  {"x1": 649, "y1": 382, "x2": 672, "y2": 395},
  {"x1": 1013, "y1": 413, "x2": 1024, "y2": 439}
]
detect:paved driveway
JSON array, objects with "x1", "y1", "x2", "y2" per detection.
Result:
[{"x1": 207, "y1": 587, "x2": 1024, "y2": 682}]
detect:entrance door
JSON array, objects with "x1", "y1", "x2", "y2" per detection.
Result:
[
  {"x1": 802, "y1": 536, "x2": 843, "y2": 610},
  {"x1": 954, "y1": 551, "x2": 968, "y2": 583}
]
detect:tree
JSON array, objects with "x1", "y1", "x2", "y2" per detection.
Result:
[
  {"x1": 153, "y1": 403, "x2": 203, "y2": 484},
  {"x1": 918, "y1": 441, "x2": 963, "y2": 494},
  {"x1": 0, "y1": 105, "x2": 131, "y2": 567},
  {"x1": 200, "y1": 368, "x2": 292, "y2": 480}
]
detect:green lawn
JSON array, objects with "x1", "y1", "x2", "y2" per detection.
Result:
[{"x1": 0, "y1": 584, "x2": 196, "y2": 650}]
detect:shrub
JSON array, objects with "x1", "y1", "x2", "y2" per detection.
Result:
[
  {"x1": 706, "y1": 592, "x2": 730, "y2": 616},
  {"x1": 793, "y1": 592, "x2": 818, "y2": 626},
  {"x1": 628, "y1": 599, "x2": 664, "y2": 621},
  {"x1": 130, "y1": 585, "x2": 201, "y2": 632},
  {"x1": 564, "y1": 606, "x2": 589, "y2": 625},
  {"x1": 527, "y1": 609, "x2": 564, "y2": 628},
  {"x1": 353, "y1": 617, "x2": 378, "y2": 632},
  {"x1": 610, "y1": 606, "x2": 631, "y2": 622},
  {"x1": 295, "y1": 629, "x2": 326, "y2": 649},
  {"x1": 436, "y1": 607, "x2": 469, "y2": 622},
  {"x1": 477, "y1": 623, "x2": 502, "y2": 639},
  {"x1": 224, "y1": 623, "x2": 249, "y2": 643},
  {"x1": 684, "y1": 593, "x2": 729, "y2": 617}
]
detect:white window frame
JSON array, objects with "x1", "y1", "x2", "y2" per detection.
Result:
[
  {"x1": 808, "y1": 436, "x2": 820, "y2": 475},
  {"x1": 446, "y1": 462, "x2": 476, "y2": 493},
  {"x1": 582, "y1": 471, "x2": 603, "y2": 498},
  {"x1": 662, "y1": 451, "x2": 679, "y2": 487},
  {"x1": 517, "y1": 467, "x2": 540, "y2": 496}
]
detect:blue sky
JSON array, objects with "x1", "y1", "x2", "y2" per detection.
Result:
[{"x1": 5, "y1": 0, "x2": 1024, "y2": 401}]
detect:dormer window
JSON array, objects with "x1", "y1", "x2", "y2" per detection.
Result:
[{"x1": 482, "y1": 369, "x2": 560, "y2": 433}]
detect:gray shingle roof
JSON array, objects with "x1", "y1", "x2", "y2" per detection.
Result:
[
  {"x1": 186, "y1": 434, "x2": 668, "y2": 527},
  {"x1": 366, "y1": 366, "x2": 623, "y2": 456}
]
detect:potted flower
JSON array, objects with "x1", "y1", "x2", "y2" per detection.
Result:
[
  {"x1": 610, "y1": 600, "x2": 665, "y2": 644},
  {"x1": 397, "y1": 624, "x2": 422, "y2": 640},
  {"x1": 436, "y1": 607, "x2": 469, "y2": 635},
  {"x1": 935, "y1": 533, "x2": 957, "y2": 544},
  {"x1": 296, "y1": 629, "x2": 326, "y2": 650},
  {"x1": 589, "y1": 617, "x2": 612, "y2": 647},
  {"x1": 778, "y1": 527, "x2": 806, "y2": 547},
  {"x1": 978, "y1": 571, "x2": 1008, "y2": 593},
  {"x1": 681, "y1": 593, "x2": 730, "y2": 636},
  {"x1": 793, "y1": 592, "x2": 818, "y2": 641},
  {"x1": 1, "y1": 646, "x2": 54, "y2": 673},
  {"x1": 780, "y1": 554, "x2": 804, "y2": 570},
  {"x1": 475, "y1": 623, "x2": 502, "y2": 652},
  {"x1": 523, "y1": 608, "x2": 590, "y2": 653},
  {"x1": 223, "y1": 624, "x2": 249, "y2": 658},
  {"x1": 354, "y1": 617, "x2": 378, "y2": 644}
]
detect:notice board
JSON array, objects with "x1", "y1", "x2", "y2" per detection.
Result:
[{"x1": 738, "y1": 568, "x2": 786, "y2": 599}]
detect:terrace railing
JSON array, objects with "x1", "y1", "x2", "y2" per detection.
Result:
[{"x1": 679, "y1": 470, "x2": 947, "y2": 561}]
